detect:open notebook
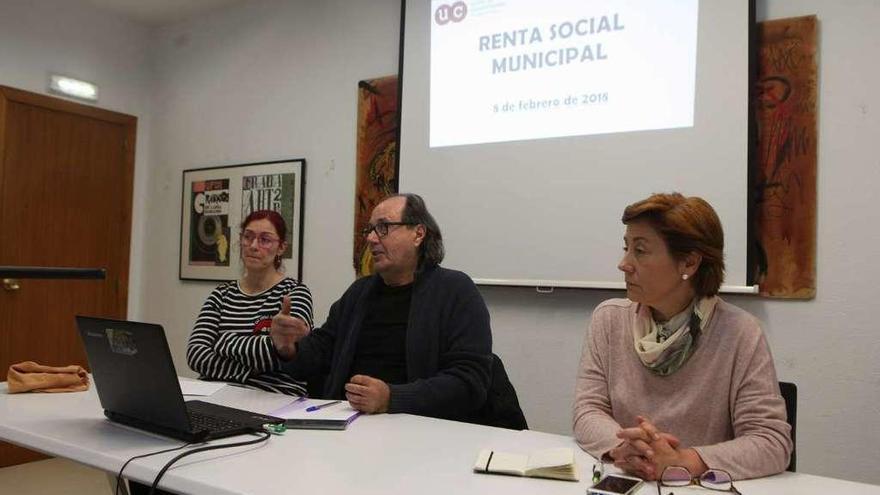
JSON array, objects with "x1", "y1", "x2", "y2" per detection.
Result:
[
  {"x1": 269, "y1": 399, "x2": 361, "y2": 430},
  {"x1": 473, "y1": 447, "x2": 579, "y2": 481}
]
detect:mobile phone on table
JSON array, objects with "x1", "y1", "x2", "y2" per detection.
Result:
[{"x1": 587, "y1": 474, "x2": 643, "y2": 495}]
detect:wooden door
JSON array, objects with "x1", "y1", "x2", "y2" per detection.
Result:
[{"x1": 0, "y1": 86, "x2": 136, "y2": 467}]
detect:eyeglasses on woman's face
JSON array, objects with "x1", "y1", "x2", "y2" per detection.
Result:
[
  {"x1": 240, "y1": 230, "x2": 280, "y2": 248},
  {"x1": 658, "y1": 466, "x2": 740, "y2": 495}
]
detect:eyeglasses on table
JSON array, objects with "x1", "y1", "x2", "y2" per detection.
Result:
[{"x1": 657, "y1": 466, "x2": 741, "y2": 495}]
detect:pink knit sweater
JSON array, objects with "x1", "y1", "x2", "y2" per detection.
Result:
[{"x1": 573, "y1": 298, "x2": 792, "y2": 479}]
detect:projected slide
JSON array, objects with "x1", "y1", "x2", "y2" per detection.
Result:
[{"x1": 430, "y1": 0, "x2": 699, "y2": 147}]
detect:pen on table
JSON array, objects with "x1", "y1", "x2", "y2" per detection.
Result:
[{"x1": 306, "y1": 400, "x2": 342, "y2": 412}]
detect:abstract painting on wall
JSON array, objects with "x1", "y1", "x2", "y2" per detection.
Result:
[
  {"x1": 353, "y1": 76, "x2": 400, "y2": 277},
  {"x1": 754, "y1": 15, "x2": 818, "y2": 298}
]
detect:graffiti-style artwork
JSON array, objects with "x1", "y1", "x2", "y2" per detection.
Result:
[
  {"x1": 754, "y1": 15, "x2": 818, "y2": 298},
  {"x1": 354, "y1": 76, "x2": 400, "y2": 277}
]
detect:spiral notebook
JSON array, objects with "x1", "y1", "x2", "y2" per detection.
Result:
[{"x1": 269, "y1": 399, "x2": 361, "y2": 430}]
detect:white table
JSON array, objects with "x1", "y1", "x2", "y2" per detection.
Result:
[{"x1": 2, "y1": 381, "x2": 878, "y2": 495}]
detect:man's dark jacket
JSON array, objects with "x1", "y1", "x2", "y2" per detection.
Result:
[{"x1": 280, "y1": 264, "x2": 496, "y2": 421}]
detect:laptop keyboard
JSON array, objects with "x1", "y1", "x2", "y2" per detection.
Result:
[{"x1": 188, "y1": 410, "x2": 244, "y2": 433}]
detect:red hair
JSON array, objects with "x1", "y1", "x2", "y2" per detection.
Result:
[{"x1": 240, "y1": 210, "x2": 287, "y2": 269}]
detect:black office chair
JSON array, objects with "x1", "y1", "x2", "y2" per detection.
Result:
[
  {"x1": 779, "y1": 381, "x2": 797, "y2": 472},
  {"x1": 471, "y1": 354, "x2": 529, "y2": 430}
]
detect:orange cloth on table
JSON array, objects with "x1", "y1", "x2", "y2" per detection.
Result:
[{"x1": 6, "y1": 361, "x2": 90, "y2": 393}]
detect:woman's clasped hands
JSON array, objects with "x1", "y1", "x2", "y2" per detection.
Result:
[{"x1": 609, "y1": 415, "x2": 707, "y2": 480}]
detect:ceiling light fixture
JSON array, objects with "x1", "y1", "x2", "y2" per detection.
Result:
[{"x1": 48, "y1": 74, "x2": 99, "y2": 102}]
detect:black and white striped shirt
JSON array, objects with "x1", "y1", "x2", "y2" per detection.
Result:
[{"x1": 186, "y1": 277, "x2": 313, "y2": 396}]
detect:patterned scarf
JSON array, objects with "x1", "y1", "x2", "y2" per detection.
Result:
[{"x1": 632, "y1": 296, "x2": 718, "y2": 376}]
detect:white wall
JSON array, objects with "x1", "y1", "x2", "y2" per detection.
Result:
[
  {"x1": 3, "y1": 0, "x2": 879, "y2": 486},
  {"x1": 752, "y1": 1, "x2": 880, "y2": 482},
  {"x1": 0, "y1": 0, "x2": 154, "y2": 316},
  {"x1": 137, "y1": 0, "x2": 401, "y2": 374}
]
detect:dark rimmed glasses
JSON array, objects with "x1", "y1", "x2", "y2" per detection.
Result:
[
  {"x1": 360, "y1": 221, "x2": 417, "y2": 238},
  {"x1": 658, "y1": 466, "x2": 741, "y2": 495},
  {"x1": 240, "y1": 230, "x2": 280, "y2": 248}
]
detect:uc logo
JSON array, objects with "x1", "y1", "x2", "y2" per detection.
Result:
[{"x1": 435, "y1": 1, "x2": 468, "y2": 25}]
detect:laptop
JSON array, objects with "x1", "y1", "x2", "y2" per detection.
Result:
[{"x1": 75, "y1": 316, "x2": 284, "y2": 442}]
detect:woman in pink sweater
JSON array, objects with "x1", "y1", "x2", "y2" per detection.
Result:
[{"x1": 573, "y1": 193, "x2": 792, "y2": 481}]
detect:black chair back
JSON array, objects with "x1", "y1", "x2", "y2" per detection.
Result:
[
  {"x1": 473, "y1": 354, "x2": 528, "y2": 430},
  {"x1": 779, "y1": 381, "x2": 797, "y2": 472}
]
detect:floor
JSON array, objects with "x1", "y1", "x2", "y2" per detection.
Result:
[{"x1": 0, "y1": 458, "x2": 113, "y2": 495}]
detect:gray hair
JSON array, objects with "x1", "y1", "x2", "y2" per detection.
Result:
[{"x1": 391, "y1": 193, "x2": 445, "y2": 268}]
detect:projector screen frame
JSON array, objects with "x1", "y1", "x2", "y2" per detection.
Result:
[{"x1": 394, "y1": 0, "x2": 759, "y2": 294}]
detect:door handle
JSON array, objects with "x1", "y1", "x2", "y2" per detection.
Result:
[{"x1": 2, "y1": 278, "x2": 21, "y2": 291}]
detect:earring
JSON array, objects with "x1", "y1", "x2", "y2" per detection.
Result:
[{"x1": 682, "y1": 273, "x2": 689, "y2": 280}]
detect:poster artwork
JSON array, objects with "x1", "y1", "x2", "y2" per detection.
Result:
[
  {"x1": 189, "y1": 179, "x2": 231, "y2": 266},
  {"x1": 180, "y1": 159, "x2": 304, "y2": 281},
  {"x1": 754, "y1": 15, "x2": 817, "y2": 298},
  {"x1": 242, "y1": 173, "x2": 296, "y2": 258},
  {"x1": 354, "y1": 75, "x2": 399, "y2": 277}
]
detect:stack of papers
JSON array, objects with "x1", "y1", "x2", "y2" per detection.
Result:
[{"x1": 178, "y1": 378, "x2": 227, "y2": 396}]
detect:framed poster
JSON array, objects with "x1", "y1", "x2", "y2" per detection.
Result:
[{"x1": 179, "y1": 159, "x2": 306, "y2": 281}]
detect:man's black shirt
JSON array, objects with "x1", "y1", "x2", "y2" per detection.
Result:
[{"x1": 348, "y1": 280, "x2": 411, "y2": 384}]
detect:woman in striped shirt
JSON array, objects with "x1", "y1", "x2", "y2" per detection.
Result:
[{"x1": 186, "y1": 210, "x2": 313, "y2": 396}]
